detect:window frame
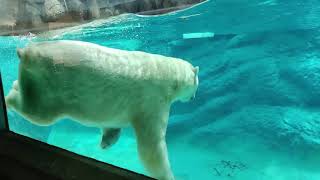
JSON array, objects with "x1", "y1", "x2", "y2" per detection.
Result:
[{"x1": 0, "y1": 72, "x2": 9, "y2": 131}]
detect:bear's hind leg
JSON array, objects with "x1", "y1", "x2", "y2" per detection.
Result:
[
  {"x1": 100, "y1": 128, "x2": 121, "y2": 149},
  {"x1": 5, "y1": 81, "x2": 21, "y2": 109},
  {"x1": 131, "y1": 105, "x2": 175, "y2": 180}
]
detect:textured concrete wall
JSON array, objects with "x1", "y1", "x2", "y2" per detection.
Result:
[{"x1": 0, "y1": 0, "x2": 204, "y2": 35}]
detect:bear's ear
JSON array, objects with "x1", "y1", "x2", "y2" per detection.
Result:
[{"x1": 193, "y1": 66, "x2": 199, "y2": 76}]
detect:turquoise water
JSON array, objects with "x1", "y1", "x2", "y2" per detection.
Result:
[{"x1": 1, "y1": 1, "x2": 320, "y2": 179}]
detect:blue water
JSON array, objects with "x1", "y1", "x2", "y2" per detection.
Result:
[{"x1": 1, "y1": 1, "x2": 320, "y2": 179}]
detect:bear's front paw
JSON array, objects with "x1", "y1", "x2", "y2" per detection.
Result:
[
  {"x1": 100, "y1": 128, "x2": 121, "y2": 149},
  {"x1": 100, "y1": 141, "x2": 111, "y2": 149}
]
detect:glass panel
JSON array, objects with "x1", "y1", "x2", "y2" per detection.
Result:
[{"x1": 1, "y1": 0, "x2": 320, "y2": 180}]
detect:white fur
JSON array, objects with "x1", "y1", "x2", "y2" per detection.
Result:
[{"x1": 6, "y1": 40, "x2": 199, "y2": 180}]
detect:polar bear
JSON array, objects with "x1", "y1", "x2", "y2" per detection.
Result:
[{"x1": 5, "y1": 40, "x2": 199, "y2": 180}]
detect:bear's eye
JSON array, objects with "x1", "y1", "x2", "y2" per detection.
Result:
[{"x1": 172, "y1": 81, "x2": 179, "y2": 91}]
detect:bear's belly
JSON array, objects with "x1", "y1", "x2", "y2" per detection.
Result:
[{"x1": 64, "y1": 98, "x2": 134, "y2": 128}]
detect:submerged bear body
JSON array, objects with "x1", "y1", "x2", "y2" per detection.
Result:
[{"x1": 6, "y1": 40, "x2": 199, "y2": 180}]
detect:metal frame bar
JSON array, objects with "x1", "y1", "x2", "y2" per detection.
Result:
[{"x1": 0, "y1": 72, "x2": 9, "y2": 131}]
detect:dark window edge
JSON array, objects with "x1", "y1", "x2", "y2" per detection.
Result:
[
  {"x1": 0, "y1": 72, "x2": 9, "y2": 131},
  {"x1": 0, "y1": 131, "x2": 153, "y2": 180}
]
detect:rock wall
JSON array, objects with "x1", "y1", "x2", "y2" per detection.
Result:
[{"x1": 0, "y1": 0, "x2": 204, "y2": 35}]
